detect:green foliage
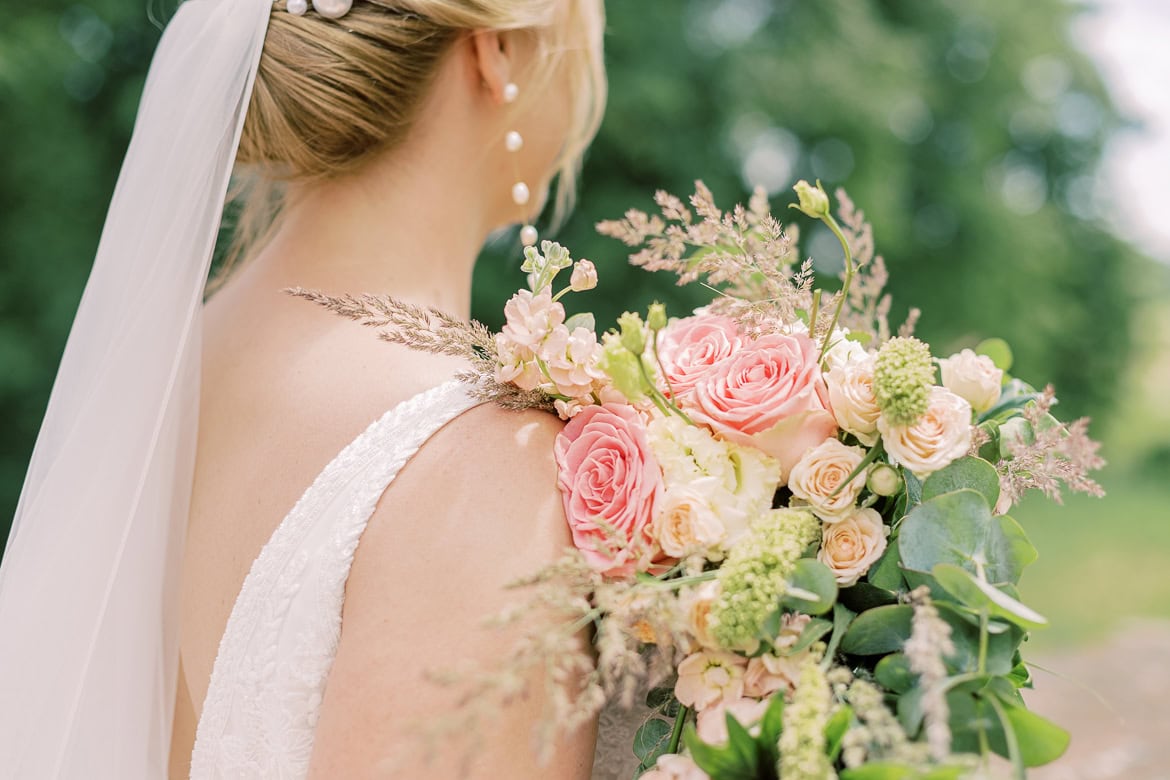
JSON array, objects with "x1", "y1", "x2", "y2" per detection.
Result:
[{"x1": 0, "y1": 3, "x2": 1145, "y2": 562}]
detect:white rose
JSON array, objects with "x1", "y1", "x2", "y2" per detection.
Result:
[
  {"x1": 878, "y1": 386, "x2": 973, "y2": 478},
  {"x1": 817, "y1": 507, "x2": 890, "y2": 586},
  {"x1": 787, "y1": 438, "x2": 868, "y2": 521},
  {"x1": 824, "y1": 330, "x2": 868, "y2": 373},
  {"x1": 825, "y1": 353, "x2": 881, "y2": 445},
  {"x1": 939, "y1": 348, "x2": 1003, "y2": 413},
  {"x1": 654, "y1": 483, "x2": 727, "y2": 557}
]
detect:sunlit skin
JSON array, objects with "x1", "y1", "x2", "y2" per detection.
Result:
[{"x1": 171, "y1": 28, "x2": 594, "y2": 779}]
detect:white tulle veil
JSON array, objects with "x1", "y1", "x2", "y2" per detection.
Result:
[{"x1": 0, "y1": 0, "x2": 270, "y2": 774}]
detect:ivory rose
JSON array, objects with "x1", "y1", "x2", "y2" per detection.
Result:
[
  {"x1": 939, "y1": 348, "x2": 1003, "y2": 413},
  {"x1": 825, "y1": 353, "x2": 882, "y2": 445},
  {"x1": 787, "y1": 438, "x2": 869, "y2": 521},
  {"x1": 657, "y1": 314, "x2": 743, "y2": 398},
  {"x1": 654, "y1": 482, "x2": 727, "y2": 558},
  {"x1": 683, "y1": 333, "x2": 838, "y2": 478},
  {"x1": 674, "y1": 650, "x2": 747, "y2": 710},
  {"x1": 554, "y1": 404, "x2": 664, "y2": 577},
  {"x1": 818, "y1": 507, "x2": 890, "y2": 586},
  {"x1": 878, "y1": 386, "x2": 973, "y2": 478}
]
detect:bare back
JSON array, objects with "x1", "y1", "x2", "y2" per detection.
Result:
[{"x1": 170, "y1": 270, "x2": 466, "y2": 774}]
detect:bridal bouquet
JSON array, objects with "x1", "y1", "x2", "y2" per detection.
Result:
[{"x1": 299, "y1": 182, "x2": 1103, "y2": 778}]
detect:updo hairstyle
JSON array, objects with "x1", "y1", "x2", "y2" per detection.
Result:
[{"x1": 218, "y1": 0, "x2": 606, "y2": 285}]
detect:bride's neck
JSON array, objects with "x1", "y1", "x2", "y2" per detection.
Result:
[{"x1": 244, "y1": 133, "x2": 493, "y2": 320}]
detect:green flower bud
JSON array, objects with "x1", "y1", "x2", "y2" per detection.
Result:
[
  {"x1": 600, "y1": 333, "x2": 646, "y2": 402},
  {"x1": 867, "y1": 463, "x2": 902, "y2": 497},
  {"x1": 617, "y1": 311, "x2": 646, "y2": 355},
  {"x1": 646, "y1": 302, "x2": 668, "y2": 332},
  {"x1": 874, "y1": 337, "x2": 935, "y2": 426},
  {"x1": 791, "y1": 179, "x2": 830, "y2": 219}
]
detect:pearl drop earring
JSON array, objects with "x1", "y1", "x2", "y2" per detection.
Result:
[{"x1": 503, "y1": 82, "x2": 538, "y2": 247}]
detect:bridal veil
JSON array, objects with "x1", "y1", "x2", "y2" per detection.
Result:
[{"x1": 0, "y1": 0, "x2": 270, "y2": 774}]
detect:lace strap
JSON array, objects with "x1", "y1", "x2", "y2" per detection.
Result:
[{"x1": 191, "y1": 379, "x2": 483, "y2": 777}]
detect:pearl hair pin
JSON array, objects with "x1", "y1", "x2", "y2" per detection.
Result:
[
  {"x1": 285, "y1": 0, "x2": 353, "y2": 18},
  {"x1": 503, "y1": 82, "x2": 538, "y2": 247}
]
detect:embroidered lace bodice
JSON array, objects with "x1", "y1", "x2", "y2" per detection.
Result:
[{"x1": 188, "y1": 380, "x2": 648, "y2": 779}]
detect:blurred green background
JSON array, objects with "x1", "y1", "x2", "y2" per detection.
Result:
[{"x1": 2, "y1": 0, "x2": 1168, "y2": 656}]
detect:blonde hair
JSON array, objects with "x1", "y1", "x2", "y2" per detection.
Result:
[{"x1": 215, "y1": 0, "x2": 606, "y2": 288}]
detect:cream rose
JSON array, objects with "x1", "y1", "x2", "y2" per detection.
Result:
[
  {"x1": 683, "y1": 581, "x2": 721, "y2": 650},
  {"x1": 654, "y1": 483, "x2": 727, "y2": 558},
  {"x1": 825, "y1": 353, "x2": 882, "y2": 445},
  {"x1": 878, "y1": 386, "x2": 973, "y2": 478},
  {"x1": 787, "y1": 438, "x2": 869, "y2": 521},
  {"x1": 818, "y1": 507, "x2": 890, "y2": 586},
  {"x1": 939, "y1": 348, "x2": 1003, "y2": 413}
]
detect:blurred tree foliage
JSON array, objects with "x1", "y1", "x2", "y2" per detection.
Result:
[{"x1": 0, "y1": 0, "x2": 1141, "y2": 536}]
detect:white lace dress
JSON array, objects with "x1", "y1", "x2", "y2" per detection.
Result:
[{"x1": 189, "y1": 380, "x2": 648, "y2": 779}]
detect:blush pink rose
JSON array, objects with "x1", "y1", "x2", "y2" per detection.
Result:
[
  {"x1": 657, "y1": 315, "x2": 743, "y2": 399},
  {"x1": 554, "y1": 403, "x2": 665, "y2": 578},
  {"x1": 683, "y1": 333, "x2": 838, "y2": 478}
]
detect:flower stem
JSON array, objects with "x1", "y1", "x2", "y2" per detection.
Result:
[
  {"x1": 667, "y1": 704, "x2": 691, "y2": 754},
  {"x1": 817, "y1": 213, "x2": 856, "y2": 362}
]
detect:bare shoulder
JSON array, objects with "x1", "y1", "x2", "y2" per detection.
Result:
[{"x1": 305, "y1": 402, "x2": 594, "y2": 779}]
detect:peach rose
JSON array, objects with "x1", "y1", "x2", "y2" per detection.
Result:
[
  {"x1": 878, "y1": 386, "x2": 973, "y2": 478},
  {"x1": 787, "y1": 438, "x2": 869, "y2": 521},
  {"x1": 825, "y1": 353, "x2": 882, "y2": 445},
  {"x1": 939, "y1": 348, "x2": 1003, "y2": 414},
  {"x1": 555, "y1": 403, "x2": 664, "y2": 578},
  {"x1": 657, "y1": 315, "x2": 743, "y2": 399},
  {"x1": 683, "y1": 333, "x2": 838, "y2": 478},
  {"x1": 817, "y1": 507, "x2": 889, "y2": 586}
]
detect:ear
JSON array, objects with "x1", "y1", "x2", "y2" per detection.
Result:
[{"x1": 469, "y1": 30, "x2": 514, "y2": 105}]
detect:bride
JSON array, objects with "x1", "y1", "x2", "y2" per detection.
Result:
[{"x1": 0, "y1": 0, "x2": 643, "y2": 777}]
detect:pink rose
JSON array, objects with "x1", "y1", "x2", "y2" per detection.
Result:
[
  {"x1": 657, "y1": 315, "x2": 743, "y2": 399},
  {"x1": 682, "y1": 333, "x2": 838, "y2": 477},
  {"x1": 554, "y1": 404, "x2": 664, "y2": 578}
]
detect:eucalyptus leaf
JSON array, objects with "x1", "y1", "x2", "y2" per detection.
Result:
[
  {"x1": 932, "y1": 563, "x2": 1048, "y2": 630},
  {"x1": 839, "y1": 604, "x2": 913, "y2": 655},
  {"x1": 898, "y1": 490, "x2": 1025, "y2": 585},
  {"x1": 867, "y1": 538, "x2": 905, "y2": 592},
  {"x1": 875, "y1": 653, "x2": 913, "y2": 694},
  {"x1": 921, "y1": 456, "x2": 1000, "y2": 509},
  {"x1": 987, "y1": 698, "x2": 1070, "y2": 767},
  {"x1": 976, "y1": 337, "x2": 1013, "y2": 371},
  {"x1": 564, "y1": 311, "x2": 596, "y2": 332},
  {"x1": 936, "y1": 604, "x2": 1023, "y2": 675},
  {"x1": 838, "y1": 582, "x2": 899, "y2": 613},
  {"x1": 781, "y1": 558, "x2": 838, "y2": 616},
  {"x1": 633, "y1": 717, "x2": 672, "y2": 766}
]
